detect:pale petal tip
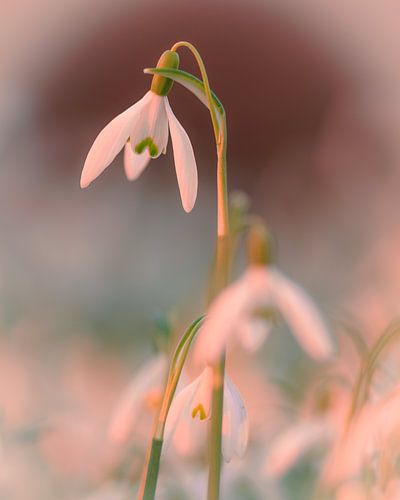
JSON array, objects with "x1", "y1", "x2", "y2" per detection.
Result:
[
  {"x1": 182, "y1": 196, "x2": 196, "y2": 213},
  {"x1": 124, "y1": 167, "x2": 136, "y2": 182},
  {"x1": 80, "y1": 173, "x2": 91, "y2": 189}
]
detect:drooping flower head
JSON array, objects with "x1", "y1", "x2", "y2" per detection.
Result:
[
  {"x1": 80, "y1": 50, "x2": 198, "y2": 213},
  {"x1": 195, "y1": 265, "x2": 335, "y2": 366}
]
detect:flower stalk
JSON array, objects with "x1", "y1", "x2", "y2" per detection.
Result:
[
  {"x1": 138, "y1": 41, "x2": 230, "y2": 500},
  {"x1": 170, "y1": 43, "x2": 231, "y2": 500}
]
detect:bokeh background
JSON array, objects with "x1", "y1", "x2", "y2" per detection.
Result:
[{"x1": 1, "y1": 0, "x2": 400, "y2": 498}]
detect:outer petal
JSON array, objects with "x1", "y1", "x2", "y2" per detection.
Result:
[
  {"x1": 80, "y1": 92, "x2": 152, "y2": 188},
  {"x1": 163, "y1": 378, "x2": 199, "y2": 450},
  {"x1": 108, "y1": 354, "x2": 167, "y2": 443},
  {"x1": 222, "y1": 377, "x2": 249, "y2": 462},
  {"x1": 129, "y1": 92, "x2": 169, "y2": 158},
  {"x1": 164, "y1": 98, "x2": 198, "y2": 213},
  {"x1": 164, "y1": 367, "x2": 213, "y2": 457},
  {"x1": 237, "y1": 317, "x2": 272, "y2": 352},
  {"x1": 269, "y1": 269, "x2": 335, "y2": 361},
  {"x1": 194, "y1": 280, "x2": 249, "y2": 366},
  {"x1": 263, "y1": 419, "x2": 333, "y2": 477},
  {"x1": 123, "y1": 143, "x2": 151, "y2": 181},
  {"x1": 194, "y1": 268, "x2": 271, "y2": 366}
]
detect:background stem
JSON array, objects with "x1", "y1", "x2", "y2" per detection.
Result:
[{"x1": 207, "y1": 118, "x2": 230, "y2": 499}]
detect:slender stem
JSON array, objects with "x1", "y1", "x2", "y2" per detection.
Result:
[
  {"x1": 207, "y1": 135, "x2": 230, "y2": 499},
  {"x1": 208, "y1": 354, "x2": 226, "y2": 500},
  {"x1": 216, "y1": 114, "x2": 229, "y2": 237}
]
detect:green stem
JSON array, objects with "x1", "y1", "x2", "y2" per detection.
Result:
[
  {"x1": 208, "y1": 353, "x2": 226, "y2": 500},
  {"x1": 207, "y1": 116, "x2": 230, "y2": 500},
  {"x1": 139, "y1": 318, "x2": 204, "y2": 499},
  {"x1": 142, "y1": 438, "x2": 163, "y2": 500}
]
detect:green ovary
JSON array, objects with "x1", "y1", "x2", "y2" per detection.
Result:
[{"x1": 135, "y1": 137, "x2": 158, "y2": 157}]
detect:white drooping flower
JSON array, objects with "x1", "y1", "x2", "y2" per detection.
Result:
[
  {"x1": 262, "y1": 379, "x2": 350, "y2": 479},
  {"x1": 195, "y1": 266, "x2": 334, "y2": 365},
  {"x1": 80, "y1": 90, "x2": 198, "y2": 213},
  {"x1": 164, "y1": 367, "x2": 249, "y2": 462},
  {"x1": 324, "y1": 382, "x2": 400, "y2": 487},
  {"x1": 108, "y1": 354, "x2": 167, "y2": 443}
]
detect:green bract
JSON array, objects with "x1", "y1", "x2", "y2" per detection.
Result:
[{"x1": 145, "y1": 67, "x2": 224, "y2": 124}]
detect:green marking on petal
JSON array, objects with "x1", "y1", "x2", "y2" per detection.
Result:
[
  {"x1": 192, "y1": 404, "x2": 207, "y2": 420},
  {"x1": 135, "y1": 137, "x2": 158, "y2": 157}
]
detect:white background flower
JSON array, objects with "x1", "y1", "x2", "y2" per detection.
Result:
[
  {"x1": 195, "y1": 266, "x2": 335, "y2": 365},
  {"x1": 108, "y1": 354, "x2": 167, "y2": 444}
]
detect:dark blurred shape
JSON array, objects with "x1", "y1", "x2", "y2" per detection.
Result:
[{"x1": 37, "y1": 0, "x2": 345, "y2": 188}]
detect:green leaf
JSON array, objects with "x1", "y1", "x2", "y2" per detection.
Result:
[{"x1": 144, "y1": 67, "x2": 224, "y2": 117}]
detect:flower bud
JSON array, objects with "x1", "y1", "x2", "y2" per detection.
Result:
[
  {"x1": 151, "y1": 50, "x2": 180, "y2": 96},
  {"x1": 247, "y1": 224, "x2": 273, "y2": 266}
]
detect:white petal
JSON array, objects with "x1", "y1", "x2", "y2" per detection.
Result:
[
  {"x1": 237, "y1": 317, "x2": 271, "y2": 352},
  {"x1": 263, "y1": 419, "x2": 333, "y2": 477},
  {"x1": 222, "y1": 377, "x2": 249, "y2": 462},
  {"x1": 163, "y1": 368, "x2": 212, "y2": 452},
  {"x1": 129, "y1": 92, "x2": 169, "y2": 159},
  {"x1": 123, "y1": 143, "x2": 151, "y2": 181},
  {"x1": 80, "y1": 92, "x2": 152, "y2": 188},
  {"x1": 193, "y1": 366, "x2": 214, "y2": 416},
  {"x1": 194, "y1": 268, "x2": 271, "y2": 366},
  {"x1": 163, "y1": 379, "x2": 199, "y2": 450},
  {"x1": 269, "y1": 269, "x2": 334, "y2": 361},
  {"x1": 108, "y1": 354, "x2": 167, "y2": 443},
  {"x1": 164, "y1": 98, "x2": 198, "y2": 213},
  {"x1": 195, "y1": 282, "x2": 249, "y2": 366},
  {"x1": 171, "y1": 414, "x2": 206, "y2": 457}
]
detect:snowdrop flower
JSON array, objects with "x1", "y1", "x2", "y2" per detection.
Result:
[
  {"x1": 195, "y1": 265, "x2": 334, "y2": 365},
  {"x1": 80, "y1": 50, "x2": 198, "y2": 213},
  {"x1": 164, "y1": 367, "x2": 249, "y2": 462},
  {"x1": 262, "y1": 378, "x2": 350, "y2": 479},
  {"x1": 108, "y1": 354, "x2": 167, "y2": 443}
]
